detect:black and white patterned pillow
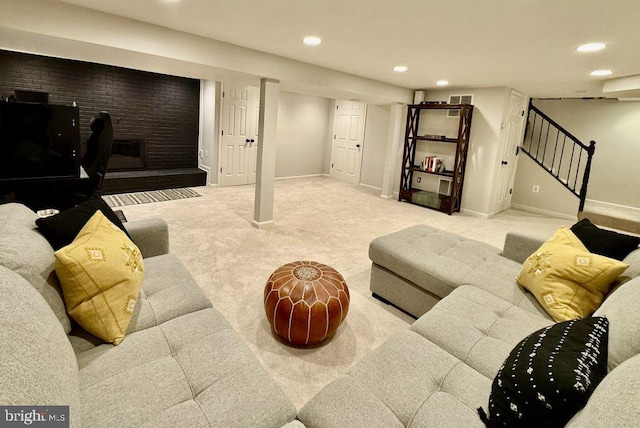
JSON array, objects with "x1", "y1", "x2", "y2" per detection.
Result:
[{"x1": 478, "y1": 317, "x2": 609, "y2": 427}]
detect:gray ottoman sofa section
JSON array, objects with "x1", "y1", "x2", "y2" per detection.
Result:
[
  {"x1": 299, "y1": 226, "x2": 640, "y2": 427},
  {"x1": 0, "y1": 203, "x2": 298, "y2": 428},
  {"x1": 369, "y1": 224, "x2": 549, "y2": 318}
]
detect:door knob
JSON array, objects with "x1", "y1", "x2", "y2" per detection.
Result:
[
  {"x1": 250, "y1": 139, "x2": 255, "y2": 143},
  {"x1": 501, "y1": 160, "x2": 508, "y2": 165},
  {"x1": 356, "y1": 144, "x2": 361, "y2": 148},
  {"x1": 245, "y1": 139, "x2": 250, "y2": 143}
]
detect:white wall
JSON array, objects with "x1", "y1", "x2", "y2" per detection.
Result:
[
  {"x1": 423, "y1": 87, "x2": 512, "y2": 216},
  {"x1": 198, "y1": 80, "x2": 217, "y2": 185},
  {"x1": 512, "y1": 155, "x2": 579, "y2": 218},
  {"x1": 385, "y1": 104, "x2": 406, "y2": 198},
  {"x1": 324, "y1": 101, "x2": 336, "y2": 176},
  {"x1": 274, "y1": 96, "x2": 397, "y2": 186},
  {"x1": 360, "y1": 105, "x2": 391, "y2": 189},
  {"x1": 523, "y1": 99, "x2": 640, "y2": 210},
  {"x1": 275, "y1": 92, "x2": 332, "y2": 178},
  {"x1": 274, "y1": 96, "x2": 395, "y2": 186}
]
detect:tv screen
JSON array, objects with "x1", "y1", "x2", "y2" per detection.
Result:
[
  {"x1": 15, "y1": 89, "x2": 49, "y2": 104},
  {"x1": 0, "y1": 102, "x2": 80, "y2": 180}
]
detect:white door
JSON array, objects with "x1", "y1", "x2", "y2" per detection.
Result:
[
  {"x1": 494, "y1": 91, "x2": 527, "y2": 213},
  {"x1": 330, "y1": 100, "x2": 367, "y2": 184},
  {"x1": 219, "y1": 84, "x2": 259, "y2": 187}
]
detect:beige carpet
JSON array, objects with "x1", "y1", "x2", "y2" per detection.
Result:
[{"x1": 115, "y1": 176, "x2": 571, "y2": 409}]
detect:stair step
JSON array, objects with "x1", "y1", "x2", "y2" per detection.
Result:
[{"x1": 579, "y1": 203, "x2": 640, "y2": 235}]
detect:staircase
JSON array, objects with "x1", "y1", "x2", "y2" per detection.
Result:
[
  {"x1": 523, "y1": 100, "x2": 640, "y2": 235},
  {"x1": 522, "y1": 100, "x2": 595, "y2": 212}
]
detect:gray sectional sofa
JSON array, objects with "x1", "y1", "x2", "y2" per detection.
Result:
[
  {"x1": 0, "y1": 202, "x2": 299, "y2": 427},
  {"x1": 298, "y1": 224, "x2": 640, "y2": 427},
  {"x1": 5, "y1": 200, "x2": 640, "y2": 427}
]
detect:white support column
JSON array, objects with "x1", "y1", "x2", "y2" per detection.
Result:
[
  {"x1": 252, "y1": 78, "x2": 280, "y2": 229},
  {"x1": 380, "y1": 103, "x2": 404, "y2": 199}
]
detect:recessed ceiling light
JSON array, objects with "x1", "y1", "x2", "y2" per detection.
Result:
[
  {"x1": 302, "y1": 36, "x2": 322, "y2": 46},
  {"x1": 590, "y1": 69, "x2": 613, "y2": 76},
  {"x1": 393, "y1": 65, "x2": 408, "y2": 73},
  {"x1": 577, "y1": 42, "x2": 606, "y2": 52},
  {"x1": 436, "y1": 80, "x2": 449, "y2": 86}
]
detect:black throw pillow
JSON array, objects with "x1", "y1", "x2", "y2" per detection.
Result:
[
  {"x1": 36, "y1": 192, "x2": 130, "y2": 250},
  {"x1": 571, "y1": 218, "x2": 640, "y2": 261},
  {"x1": 478, "y1": 317, "x2": 608, "y2": 428}
]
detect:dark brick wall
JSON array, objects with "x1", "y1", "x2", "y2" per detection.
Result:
[{"x1": 0, "y1": 49, "x2": 200, "y2": 170}]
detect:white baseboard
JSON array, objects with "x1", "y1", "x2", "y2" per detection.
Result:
[
  {"x1": 359, "y1": 183, "x2": 382, "y2": 192},
  {"x1": 381, "y1": 191, "x2": 401, "y2": 200},
  {"x1": 275, "y1": 174, "x2": 328, "y2": 181},
  {"x1": 511, "y1": 203, "x2": 577, "y2": 220},
  {"x1": 251, "y1": 219, "x2": 274, "y2": 229},
  {"x1": 460, "y1": 208, "x2": 489, "y2": 219}
]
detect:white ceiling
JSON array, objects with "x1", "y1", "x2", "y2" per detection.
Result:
[{"x1": 59, "y1": 0, "x2": 640, "y2": 98}]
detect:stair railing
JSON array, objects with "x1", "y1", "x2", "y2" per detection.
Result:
[{"x1": 521, "y1": 100, "x2": 595, "y2": 212}]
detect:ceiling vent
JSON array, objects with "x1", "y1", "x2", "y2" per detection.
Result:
[{"x1": 448, "y1": 94, "x2": 473, "y2": 117}]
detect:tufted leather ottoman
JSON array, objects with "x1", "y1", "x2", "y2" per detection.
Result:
[{"x1": 264, "y1": 261, "x2": 350, "y2": 345}]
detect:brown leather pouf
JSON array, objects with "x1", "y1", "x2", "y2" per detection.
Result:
[{"x1": 264, "y1": 261, "x2": 350, "y2": 345}]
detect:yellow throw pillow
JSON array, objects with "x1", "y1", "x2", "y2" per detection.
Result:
[
  {"x1": 55, "y1": 211, "x2": 144, "y2": 345},
  {"x1": 516, "y1": 227, "x2": 628, "y2": 322}
]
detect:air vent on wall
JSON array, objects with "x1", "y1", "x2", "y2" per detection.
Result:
[{"x1": 448, "y1": 94, "x2": 473, "y2": 117}]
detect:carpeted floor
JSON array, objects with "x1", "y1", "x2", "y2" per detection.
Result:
[{"x1": 115, "y1": 176, "x2": 572, "y2": 409}]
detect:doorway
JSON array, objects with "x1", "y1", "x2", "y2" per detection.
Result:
[
  {"x1": 330, "y1": 100, "x2": 367, "y2": 184},
  {"x1": 218, "y1": 83, "x2": 260, "y2": 187},
  {"x1": 493, "y1": 90, "x2": 528, "y2": 214}
]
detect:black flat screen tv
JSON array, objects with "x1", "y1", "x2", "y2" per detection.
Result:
[{"x1": 0, "y1": 102, "x2": 80, "y2": 180}]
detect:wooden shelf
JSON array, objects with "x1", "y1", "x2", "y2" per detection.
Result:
[
  {"x1": 410, "y1": 166, "x2": 454, "y2": 178},
  {"x1": 410, "y1": 136, "x2": 458, "y2": 144},
  {"x1": 399, "y1": 189, "x2": 452, "y2": 211},
  {"x1": 408, "y1": 103, "x2": 470, "y2": 110},
  {"x1": 398, "y1": 103, "x2": 474, "y2": 215}
]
